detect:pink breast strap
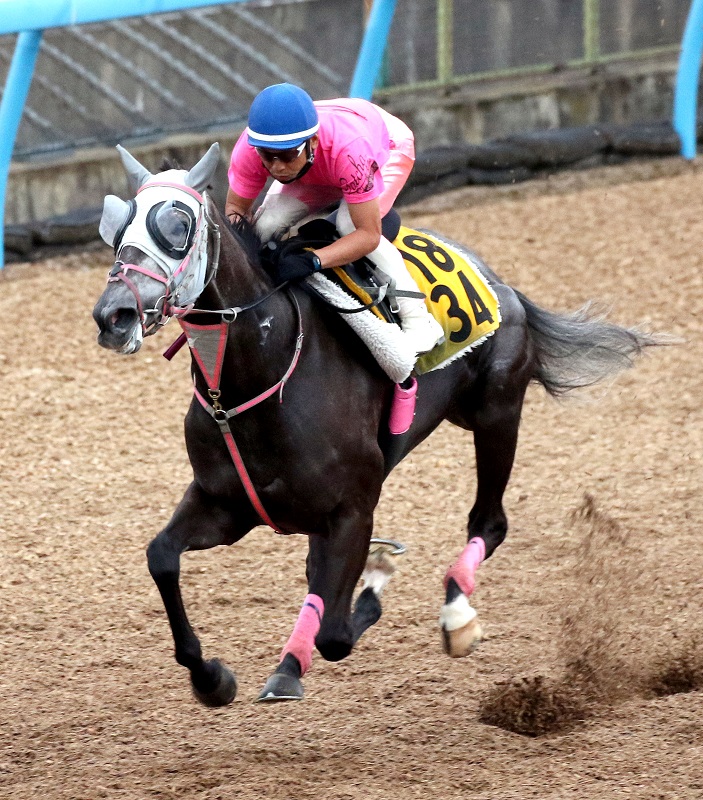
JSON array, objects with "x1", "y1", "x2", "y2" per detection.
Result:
[{"x1": 180, "y1": 293, "x2": 304, "y2": 535}]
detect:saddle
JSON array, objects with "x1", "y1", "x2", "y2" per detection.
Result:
[
  {"x1": 295, "y1": 210, "x2": 409, "y2": 325},
  {"x1": 284, "y1": 210, "x2": 502, "y2": 380}
]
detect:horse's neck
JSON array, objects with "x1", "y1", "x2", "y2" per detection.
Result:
[
  {"x1": 194, "y1": 230, "x2": 298, "y2": 398},
  {"x1": 200, "y1": 226, "x2": 270, "y2": 310}
]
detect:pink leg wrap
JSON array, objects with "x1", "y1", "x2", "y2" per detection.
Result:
[
  {"x1": 280, "y1": 594, "x2": 324, "y2": 676},
  {"x1": 444, "y1": 537, "x2": 486, "y2": 597},
  {"x1": 389, "y1": 378, "x2": 418, "y2": 435}
]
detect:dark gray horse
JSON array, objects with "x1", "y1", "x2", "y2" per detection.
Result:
[{"x1": 92, "y1": 143, "x2": 656, "y2": 704}]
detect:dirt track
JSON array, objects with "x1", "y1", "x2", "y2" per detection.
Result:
[{"x1": 1, "y1": 158, "x2": 702, "y2": 799}]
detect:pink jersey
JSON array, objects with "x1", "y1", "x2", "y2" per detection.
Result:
[{"x1": 228, "y1": 98, "x2": 394, "y2": 205}]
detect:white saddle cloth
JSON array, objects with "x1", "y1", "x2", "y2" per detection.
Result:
[{"x1": 306, "y1": 272, "x2": 416, "y2": 384}]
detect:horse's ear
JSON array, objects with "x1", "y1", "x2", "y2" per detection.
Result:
[
  {"x1": 116, "y1": 145, "x2": 153, "y2": 194},
  {"x1": 99, "y1": 194, "x2": 134, "y2": 248},
  {"x1": 185, "y1": 143, "x2": 220, "y2": 193}
]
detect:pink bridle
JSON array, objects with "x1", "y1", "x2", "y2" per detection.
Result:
[{"x1": 107, "y1": 182, "x2": 215, "y2": 336}]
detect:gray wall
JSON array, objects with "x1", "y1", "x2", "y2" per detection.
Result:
[{"x1": 2, "y1": 0, "x2": 691, "y2": 227}]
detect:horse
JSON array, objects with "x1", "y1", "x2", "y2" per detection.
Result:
[{"x1": 92, "y1": 142, "x2": 657, "y2": 705}]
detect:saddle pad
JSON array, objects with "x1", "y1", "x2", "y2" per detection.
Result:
[
  {"x1": 306, "y1": 272, "x2": 417, "y2": 383},
  {"x1": 392, "y1": 227, "x2": 502, "y2": 374}
]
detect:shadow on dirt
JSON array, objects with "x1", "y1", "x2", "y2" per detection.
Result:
[{"x1": 478, "y1": 494, "x2": 703, "y2": 737}]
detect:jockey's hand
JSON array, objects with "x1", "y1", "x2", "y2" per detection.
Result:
[{"x1": 270, "y1": 250, "x2": 323, "y2": 283}]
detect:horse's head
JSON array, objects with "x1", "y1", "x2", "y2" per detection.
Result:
[{"x1": 92, "y1": 143, "x2": 222, "y2": 353}]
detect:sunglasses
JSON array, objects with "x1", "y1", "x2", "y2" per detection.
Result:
[{"x1": 255, "y1": 142, "x2": 307, "y2": 164}]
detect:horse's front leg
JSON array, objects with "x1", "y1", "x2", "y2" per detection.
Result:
[
  {"x1": 258, "y1": 507, "x2": 374, "y2": 701},
  {"x1": 147, "y1": 481, "x2": 256, "y2": 706}
]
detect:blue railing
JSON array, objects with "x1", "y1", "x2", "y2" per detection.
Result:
[
  {"x1": 0, "y1": 0, "x2": 397, "y2": 269},
  {"x1": 674, "y1": 0, "x2": 703, "y2": 158}
]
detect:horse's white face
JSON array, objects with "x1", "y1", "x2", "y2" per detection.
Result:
[{"x1": 93, "y1": 144, "x2": 221, "y2": 353}]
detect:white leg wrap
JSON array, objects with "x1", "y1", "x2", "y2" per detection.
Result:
[
  {"x1": 439, "y1": 593, "x2": 477, "y2": 632},
  {"x1": 335, "y1": 202, "x2": 425, "y2": 312},
  {"x1": 335, "y1": 201, "x2": 444, "y2": 354}
]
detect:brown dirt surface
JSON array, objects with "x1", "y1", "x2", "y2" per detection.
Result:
[{"x1": 1, "y1": 156, "x2": 702, "y2": 799}]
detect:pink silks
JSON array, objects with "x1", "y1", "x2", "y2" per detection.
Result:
[
  {"x1": 444, "y1": 537, "x2": 486, "y2": 597},
  {"x1": 280, "y1": 594, "x2": 325, "y2": 676}
]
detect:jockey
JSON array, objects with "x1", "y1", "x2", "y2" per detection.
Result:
[{"x1": 225, "y1": 83, "x2": 444, "y2": 356}]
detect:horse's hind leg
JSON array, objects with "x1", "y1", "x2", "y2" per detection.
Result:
[
  {"x1": 146, "y1": 481, "x2": 256, "y2": 706},
  {"x1": 351, "y1": 548, "x2": 396, "y2": 643},
  {"x1": 443, "y1": 350, "x2": 531, "y2": 657}
]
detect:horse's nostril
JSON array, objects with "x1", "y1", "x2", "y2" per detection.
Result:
[{"x1": 110, "y1": 308, "x2": 138, "y2": 331}]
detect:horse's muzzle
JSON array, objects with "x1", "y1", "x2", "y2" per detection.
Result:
[{"x1": 93, "y1": 298, "x2": 143, "y2": 353}]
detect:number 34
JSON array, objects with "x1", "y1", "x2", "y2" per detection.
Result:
[{"x1": 398, "y1": 234, "x2": 494, "y2": 343}]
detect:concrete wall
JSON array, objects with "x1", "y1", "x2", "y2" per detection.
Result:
[
  {"x1": 5, "y1": 51, "x2": 682, "y2": 229},
  {"x1": 381, "y1": 53, "x2": 679, "y2": 148},
  {"x1": 6, "y1": 129, "x2": 240, "y2": 228}
]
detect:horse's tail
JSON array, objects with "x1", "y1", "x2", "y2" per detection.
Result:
[{"x1": 514, "y1": 290, "x2": 660, "y2": 397}]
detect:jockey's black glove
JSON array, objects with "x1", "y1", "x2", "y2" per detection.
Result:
[{"x1": 271, "y1": 250, "x2": 323, "y2": 283}]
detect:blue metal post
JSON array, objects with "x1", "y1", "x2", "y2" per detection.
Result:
[
  {"x1": 674, "y1": 0, "x2": 703, "y2": 159},
  {"x1": 0, "y1": 30, "x2": 43, "y2": 271},
  {"x1": 349, "y1": 0, "x2": 397, "y2": 99},
  {"x1": 1, "y1": 0, "x2": 399, "y2": 269}
]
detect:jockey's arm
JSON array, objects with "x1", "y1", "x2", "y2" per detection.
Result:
[
  {"x1": 225, "y1": 188, "x2": 254, "y2": 224},
  {"x1": 313, "y1": 199, "x2": 382, "y2": 269}
]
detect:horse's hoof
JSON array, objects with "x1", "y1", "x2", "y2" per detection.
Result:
[
  {"x1": 440, "y1": 594, "x2": 482, "y2": 658},
  {"x1": 442, "y1": 616, "x2": 483, "y2": 657},
  {"x1": 256, "y1": 672, "x2": 304, "y2": 702},
  {"x1": 191, "y1": 659, "x2": 237, "y2": 707}
]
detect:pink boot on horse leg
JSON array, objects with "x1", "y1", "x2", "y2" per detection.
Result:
[
  {"x1": 258, "y1": 594, "x2": 324, "y2": 701},
  {"x1": 441, "y1": 537, "x2": 485, "y2": 657}
]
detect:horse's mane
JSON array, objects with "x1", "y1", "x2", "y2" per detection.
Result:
[
  {"x1": 226, "y1": 214, "x2": 267, "y2": 266},
  {"x1": 158, "y1": 156, "x2": 298, "y2": 272},
  {"x1": 224, "y1": 213, "x2": 309, "y2": 277}
]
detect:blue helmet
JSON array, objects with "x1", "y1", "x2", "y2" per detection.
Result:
[{"x1": 247, "y1": 83, "x2": 319, "y2": 149}]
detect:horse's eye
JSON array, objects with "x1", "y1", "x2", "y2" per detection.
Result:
[{"x1": 155, "y1": 204, "x2": 191, "y2": 249}]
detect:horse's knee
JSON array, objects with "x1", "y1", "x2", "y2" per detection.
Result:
[
  {"x1": 146, "y1": 535, "x2": 179, "y2": 582},
  {"x1": 316, "y1": 618, "x2": 353, "y2": 662}
]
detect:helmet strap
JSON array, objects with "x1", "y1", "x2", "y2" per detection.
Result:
[{"x1": 278, "y1": 139, "x2": 315, "y2": 184}]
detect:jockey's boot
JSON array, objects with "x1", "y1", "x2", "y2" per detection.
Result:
[
  {"x1": 335, "y1": 204, "x2": 444, "y2": 356},
  {"x1": 396, "y1": 295, "x2": 446, "y2": 355},
  {"x1": 366, "y1": 235, "x2": 444, "y2": 355}
]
